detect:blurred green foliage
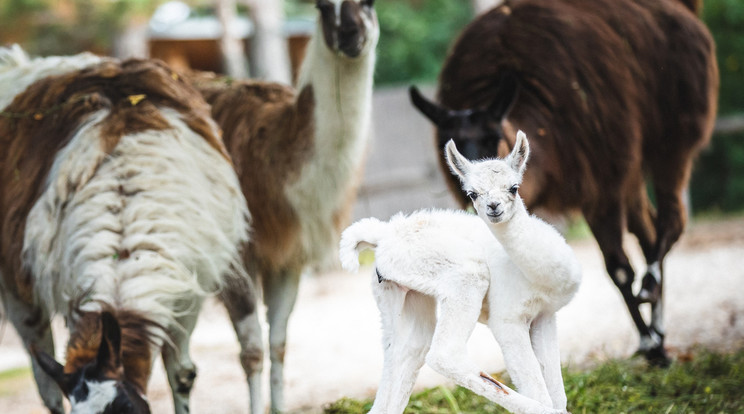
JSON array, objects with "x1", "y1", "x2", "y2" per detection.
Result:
[
  {"x1": 373, "y1": 0, "x2": 472, "y2": 86},
  {"x1": 703, "y1": 0, "x2": 744, "y2": 115},
  {"x1": 693, "y1": 0, "x2": 744, "y2": 212},
  {"x1": 0, "y1": 0, "x2": 156, "y2": 55}
]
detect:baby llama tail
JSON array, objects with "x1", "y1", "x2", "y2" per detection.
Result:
[{"x1": 339, "y1": 217, "x2": 388, "y2": 273}]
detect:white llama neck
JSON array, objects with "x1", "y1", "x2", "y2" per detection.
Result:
[
  {"x1": 296, "y1": 32, "x2": 376, "y2": 168},
  {"x1": 287, "y1": 28, "x2": 376, "y2": 263},
  {"x1": 486, "y1": 200, "x2": 580, "y2": 289}
]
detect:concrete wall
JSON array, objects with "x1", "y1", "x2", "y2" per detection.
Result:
[{"x1": 352, "y1": 86, "x2": 460, "y2": 221}]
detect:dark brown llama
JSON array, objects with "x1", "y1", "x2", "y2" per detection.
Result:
[{"x1": 409, "y1": 0, "x2": 718, "y2": 364}]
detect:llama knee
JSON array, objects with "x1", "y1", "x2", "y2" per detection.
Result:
[
  {"x1": 240, "y1": 344, "x2": 264, "y2": 376},
  {"x1": 425, "y1": 346, "x2": 462, "y2": 376},
  {"x1": 174, "y1": 365, "x2": 198, "y2": 394}
]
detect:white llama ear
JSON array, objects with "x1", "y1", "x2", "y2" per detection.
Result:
[
  {"x1": 508, "y1": 130, "x2": 530, "y2": 176},
  {"x1": 445, "y1": 139, "x2": 471, "y2": 181}
]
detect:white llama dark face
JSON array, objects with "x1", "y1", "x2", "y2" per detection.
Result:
[
  {"x1": 410, "y1": 86, "x2": 506, "y2": 161},
  {"x1": 445, "y1": 131, "x2": 530, "y2": 224},
  {"x1": 409, "y1": 72, "x2": 519, "y2": 162},
  {"x1": 316, "y1": 0, "x2": 379, "y2": 58},
  {"x1": 34, "y1": 313, "x2": 151, "y2": 414}
]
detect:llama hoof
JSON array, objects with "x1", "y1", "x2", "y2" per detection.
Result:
[
  {"x1": 633, "y1": 345, "x2": 670, "y2": 367},
  {"x1": 637, "y1": 272, "x2": 660, "y2": 304},
  {"x1": 479, "y1": 372, "x2": 508, "y2": 394}
]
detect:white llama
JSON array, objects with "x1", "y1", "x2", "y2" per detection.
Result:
[
  {"x1": 192, "y1": 0, "x2": 379, "y2": 412},
  {"x1": 339, "y1": 131, "x2": 582, "y2": 414}
]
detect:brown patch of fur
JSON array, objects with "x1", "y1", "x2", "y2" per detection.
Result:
[
  {"x1": 192, "y1": 73, "x2": 316, "y2": 272},
  {"x1": 0, "y1": 58, "x2": 225, "y2": 305},
  {"x1": 65, "y1": 309, "x2": 159, "y2": 393}
]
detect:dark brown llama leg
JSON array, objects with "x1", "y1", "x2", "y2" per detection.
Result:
[
  {"x1": 641, "y1": 154, "x2": 698, "y2": 365},
  {"x1": 583, "y1": 201, "x2": 661, "y2": 360}
]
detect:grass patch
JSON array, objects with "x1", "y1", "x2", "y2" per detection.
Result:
[{"x1": 323, "y1": 348, "x2": 744, "y2": 413}]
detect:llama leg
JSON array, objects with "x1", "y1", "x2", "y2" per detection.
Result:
[
  {"x1": 584, "y1": 204, "x2": 658, "y2": 352},
  {"x1": 491, "y1": 321, "x2": 552, "y2": 407},
  {"x1": 529, "y1": 314, "x2": 566, "y2": 410},
  {"x1": 625, "y1": 183, "x2": 664, "y2": 312},
  {"x1": 162, "y1": 307, "x2": 201, "y2": 414},
  {"x1": 370, "y1": 283, "x2": 436, "y2": 414},
  {"x1": 3, "y1": 292, "x2": 64, "y2": 414},
  {"x1": 264, "y1": 267, "x2": 302, "y2": 413},
  {"x1": 641, "y1": 157, "x2": 696, "y2": 364},
  {"x1": 626, "y1": 187, "x2": 662, "y2": 305},
  {"x1": 426, "y1": 291, "x2": 558, "y2": 414},
  {"x1": 220, "y1": 277, "x2": 264, "y2": 414}
]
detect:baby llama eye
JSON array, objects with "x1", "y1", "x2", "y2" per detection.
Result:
[
  {"x1": 467, "y1": 191, "x2": 478, "y2": 201},
  {"x1": 509, "y1": 185, "x2": 519, "y2": 195}
]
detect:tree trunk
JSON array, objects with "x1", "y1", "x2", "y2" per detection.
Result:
[
  {"x1": 245, "y1": 0, "x2": 292, "y2": 84},
  {"x1": 216, "y1": 0, "x2": 249, "y2": 78}
]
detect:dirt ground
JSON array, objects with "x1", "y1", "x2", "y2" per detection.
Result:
[{"x1": 1, "y1": 215, "x2": 743, "y2": 414}]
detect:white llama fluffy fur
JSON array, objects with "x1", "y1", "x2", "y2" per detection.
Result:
[{"x1": 339, "y1": 132, "x2": 582, "y2": 414}]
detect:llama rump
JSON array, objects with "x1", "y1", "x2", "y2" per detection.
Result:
[
  {"x1": 339, "y1": 132, "x2": 581, "y2": 414},
  {"x1": 409, "y1": 0, "x2": 718, "y2": 364},
  {"x1": 189, "y1": 0, "x2": 379, "y2": 411},
  {"x1": 0, "y1": 46, "x2": 250, "y2": 414}
]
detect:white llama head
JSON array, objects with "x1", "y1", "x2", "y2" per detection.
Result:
[
  {"x1": 315, "y1": 0, "x2": 379, "y2": 58},
  {"x1": 445, "y1": 130, "x2": 530, "y2": 224}
]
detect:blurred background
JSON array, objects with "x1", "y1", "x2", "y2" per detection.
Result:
[
  {"x1": 1, "y1": 2, "x2": 744, "y2": 412},
  {"x1": 2, "y1": 0, "x2": 742, "y2": 219}
]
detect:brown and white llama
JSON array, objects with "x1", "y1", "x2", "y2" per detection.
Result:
[
  {"x1": 191, "y1": 0, "x2": 378, "y2": 411},
  {"x1": 0, "y1": 46, "x2": 250, "y2": 414},
  {"x1": 409, "y1": 0, "x2": 718, "y2": 364}
]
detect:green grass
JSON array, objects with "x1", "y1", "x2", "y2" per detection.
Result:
[{"x1": 323, "y1": 348, "x2": 744, "y2": 414}]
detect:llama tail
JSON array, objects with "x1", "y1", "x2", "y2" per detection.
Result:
[
  {"x1": 0, "y1": 44, "x2": 30, "y2": 72},
  {"x1": 339, "y1": 217, "x2": 389, "y2": 273}
]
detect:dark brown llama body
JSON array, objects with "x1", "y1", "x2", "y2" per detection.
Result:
[{"x1": 410, "y1": 0, "x2": 718, "y2": 364}]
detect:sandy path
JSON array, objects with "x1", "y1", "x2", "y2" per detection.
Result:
[{"x1": 1, "y1": 216, "x2": 743, "y2": 413}]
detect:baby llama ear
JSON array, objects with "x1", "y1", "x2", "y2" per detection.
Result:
[
  {"x1": 508, "y1": 130, "x2": 530, "y2": 177},
  {"x1": 445, "y1": 139, "x2": 472, "y2": 181}
]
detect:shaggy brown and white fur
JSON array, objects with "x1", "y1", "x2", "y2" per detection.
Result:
[
  {"x1": 191, "y1": 0, "x2": 378, "y2": 411},
  {"x1": 0, "y1": 45, "x2": 249, "y2": 414}
]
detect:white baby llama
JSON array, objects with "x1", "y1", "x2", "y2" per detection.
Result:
[{"x1": 339, "y1": 131, "x2": 582, "y2": 414}]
